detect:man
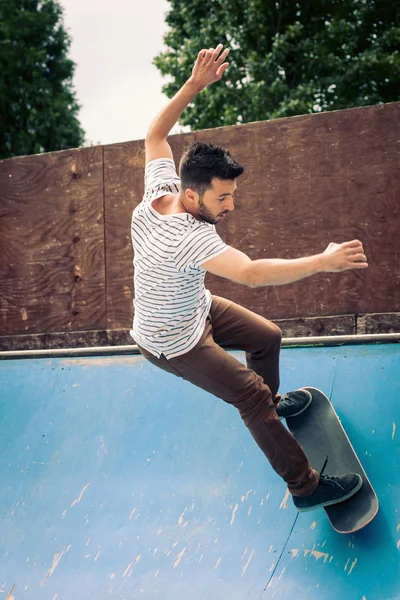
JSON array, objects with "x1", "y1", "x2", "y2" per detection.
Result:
[{"x1": 130, "y1": 44, "x2": 368, "y2": 511}]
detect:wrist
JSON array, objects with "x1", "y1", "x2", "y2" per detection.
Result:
[
  {"x1": 186, "y1": 76, "x2": 205, "y2": 94},
  {"x1": 315, "y1": 253, "x2": 326, "y2": 273}
]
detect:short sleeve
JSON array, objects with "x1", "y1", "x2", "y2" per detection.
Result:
[
  {"x1": 175, "y1": 224, "x2": 228, "y2": 272},
  {"x1": 144, "y1": 158, "x2": 181, "y2": 201}
]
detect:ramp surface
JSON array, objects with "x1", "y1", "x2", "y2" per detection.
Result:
[{"x1": 0, "y1": 344, "x2": 399, "y2": 599}]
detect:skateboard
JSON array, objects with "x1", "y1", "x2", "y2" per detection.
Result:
[{"x1": 286, "y1": 387, "x2": 379, "y2": 534}]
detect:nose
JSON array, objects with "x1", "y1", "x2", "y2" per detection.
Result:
[{"x1": 225, "y1": 196, "x2": 235, "y2": 211}]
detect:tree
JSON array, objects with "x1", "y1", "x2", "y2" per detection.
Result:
[
  {"x1": 154, "y1": 0, "x2": 400, "y2": 130},
  {"x1": 0, "y1": 0, "x2": 86, "y2": 160}
]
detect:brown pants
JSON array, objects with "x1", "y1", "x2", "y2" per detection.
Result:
[{"x1": 136, "y1": 295, "x2": 319, "y2": 497}]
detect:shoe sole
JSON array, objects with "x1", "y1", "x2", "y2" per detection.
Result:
[
  {"x1": 294, "y1": 475, "x2": 363, "y2": 512},
  {"x1": 279, "y1": 389, "x2": 313, "y2": 420}
]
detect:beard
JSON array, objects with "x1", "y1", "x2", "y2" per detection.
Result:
[{"x1": 197, "y1": 197, "x2": 226, "y2": 225}]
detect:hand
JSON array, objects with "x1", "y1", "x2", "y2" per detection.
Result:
[
  {"x1": 189, "y1": 44, "x2": 229, "y2": 92},
  {"x1": 321, "y1": 240, "x2": 368, "y2": 272}
]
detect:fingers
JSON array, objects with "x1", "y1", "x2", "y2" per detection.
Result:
[
  {"x1": 342, "y1": 240, "x2": 366, "y2": 257},
  {"x1": 213, "y1": 44, "x2": 229, "y2": 63},
  {"x1": 343, "y1": 239, "x2": 363, "y2": 249},
  {"x1": 199, "y1": 44, "x2": 229, "y2": 64},
  {"x1": 216, "y1": 62, "x2": 229, "y2": 78},
  {"x1": 350, "y1": 261, "x2": 369, "y2": 269},
  {"x1": 198, "y1": 47, "x2": 214, "y2": 63},
  {"x1": 350, "y1": 252, "x2": 368, "y2": 263},
  {"x1": 216, "y1": 48, "x2": 230, "y2": 64}
]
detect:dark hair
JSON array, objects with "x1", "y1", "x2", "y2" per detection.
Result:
[{"x1": 179, "y1": 141, "x2": 244, "y2": 196}]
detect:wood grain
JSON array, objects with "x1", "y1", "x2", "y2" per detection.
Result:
[
  {"x1": 0, "y1": 147, "x2": 106, "y2": 335},
  {"x1": 0, "y1": 102, "x2": 399, "y2": 340},
  {"x1": 103, "y1": 140, "x2": 144, "y2": 330}
]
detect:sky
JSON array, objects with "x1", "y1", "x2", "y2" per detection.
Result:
[{"x1": 59, "y1": 0, "x2": 179, "y2": 147}]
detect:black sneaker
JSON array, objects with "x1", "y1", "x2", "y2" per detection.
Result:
[
  {"x1": 276, "y1": 389, "x2": 312, "y2": 420},
  {"x1": 293, "y1": 473, "x2": 363, "y2": 512}
]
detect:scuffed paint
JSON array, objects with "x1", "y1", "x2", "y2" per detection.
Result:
[
  {"x1": 71, "y1": 483, "x2": 90, "y2": 507},
  {"x1": 277, "y1": 567, "x2": 285, "y2": 581},
  {"x1": 123, "y1": 558, "x2": 140, "y2": 578},
  {"x1": 40, "y1": 546, "x2": 71, "y2": 586},
  {"x1": 348, "y1": 558, "x2": 358, "y2": 575},
  {"x1": 174, "y1": 548, "x2": 186, "y2": 568},
  {"x1": 241, "y1": 489, "x2": 253, "y2": 502},
  {"x1": 178, "y1": 508, "x2": 188, "y2": 525},
  {"x1": 6, "y1": 584, "x2": 15, "y2": 600},
  {"x1": 304, "y1": 546, "x2": 330, "y2": 562},
  {"x1": 214, "y1": 557, "x2": 222, "y2": 570},
  {"x1": 280, "y1": 489, "x2": 290, "y2": 510},
  {"x1": 98, "y1": 436, "x2": 108, "y2": 460},
  {"x1": 230, "y1": 504, "x2": 239, "y2": 525},
  {"x1": 241, "y1": 550, "x2": 254, "y2": 577}
]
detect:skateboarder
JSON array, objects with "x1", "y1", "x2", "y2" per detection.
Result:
[{"x1": 130, "y1": 44, "x2": 368, "y2": 511}]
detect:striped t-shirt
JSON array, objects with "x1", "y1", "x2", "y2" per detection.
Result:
[{"x1": 129, "y1": 158, "x2": 228, "y2": 359}]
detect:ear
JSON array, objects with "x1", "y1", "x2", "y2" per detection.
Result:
[{"x1": 185, "y1": 188, "x2": 199, "y2": 205}]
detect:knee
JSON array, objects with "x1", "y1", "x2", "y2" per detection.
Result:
[
  {"x1": 251, "y1": 321, "x2": 282, "y2": 353},
  {"x1": 269, "y1": 323, "x2": 282, "y2": 345}
]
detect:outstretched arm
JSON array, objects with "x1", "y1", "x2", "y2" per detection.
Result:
[
  {"x1": 202, "y1": 241, "x2": 368, "y2": 287},
  {"x1": 145, "y1": 44, "x2": 229, "y2": 163}
]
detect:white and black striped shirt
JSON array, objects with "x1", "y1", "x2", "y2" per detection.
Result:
[{"x1": 130, "y1": 158, "x2": 228, "y2": 359}]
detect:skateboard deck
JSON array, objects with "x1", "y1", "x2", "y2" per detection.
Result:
[{"x1": 286, "y1": 387, "x2": 379, "y2": 533}]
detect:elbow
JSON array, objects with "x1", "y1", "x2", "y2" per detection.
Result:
[
  {"x1": 242, "y1": 263, "x2": 258, "y2": 288},
  {"x1": 145, "y1": 131, "x2": 155, "y2": 144},
  {"x1": 146, "y1": 128, "x2": 164, "y2": 144},
  {"x1": 145, "y1": 130, "x2": 157, "y2": 145},
  {"x1": 247, "y1": 279, "x2": 259, "y2": 289}
]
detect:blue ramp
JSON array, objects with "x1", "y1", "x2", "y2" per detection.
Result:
[{"x1": 0, "y1": 344, "x2": 399, "y2": 599}]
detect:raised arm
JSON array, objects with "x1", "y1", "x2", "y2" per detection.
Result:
[
  {"x1": 202, "y1": 241, "x2": 368, "y2": 288},
  {"x1": 145, "y1": 44, "x2": 229, "y2": 163}
]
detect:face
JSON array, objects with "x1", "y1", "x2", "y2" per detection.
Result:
[{"x1": 186, "y1": 178, "x2": 237, "y2": 225}]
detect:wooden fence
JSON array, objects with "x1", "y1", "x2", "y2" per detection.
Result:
[{"x1": 0, "y1": 102, "x2": 399, "y2": 349}]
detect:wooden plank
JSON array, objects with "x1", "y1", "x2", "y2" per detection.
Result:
[
  {"x1": 0, "y1": 147, "x2": 106, "y2": 335},
  {"x1": 103, "y1": 140, "x2": 144, "y2": 330},
  {"x1": 2, "y1": 311, "x2": 400, "y2": 351},
  {"x1": 275, "y1": 314, "x2": 355, "y2": 338},
  {"x1": 357, "y1": 312, "x2": 400, "y2": 334},
  {"x1": 0, "y1": 329, "x2": 132, "y2": 351},
  {"x1": 0, "y1": 316, "x2": 353, "y2": 351}
]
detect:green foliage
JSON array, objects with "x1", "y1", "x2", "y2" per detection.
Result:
[
  {"x1": 0, "y1": 0, "x2": 86, "y2": 160},
  {"x1": 154, "y1": 0, "x2": 400, "y2": 130}
]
